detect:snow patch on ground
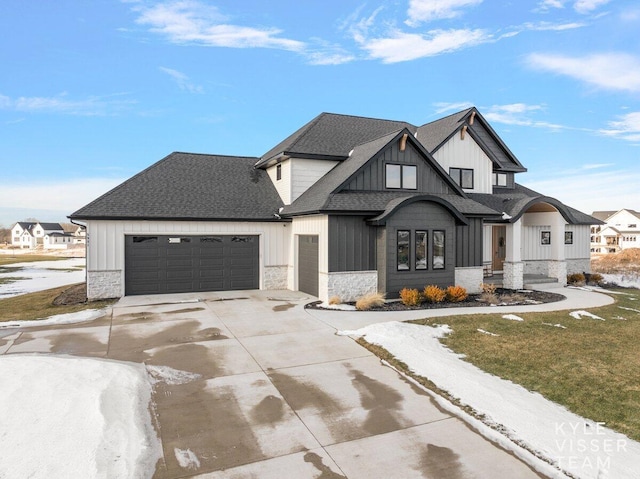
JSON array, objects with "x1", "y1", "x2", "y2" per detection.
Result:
[
  {"x1": 0, "y1": 354, "x2": 162, "y2": 479},
  {"x1": 502, "y1": 314, "x2": 524, "y2": 321},
  {"x1": 477, "y1": 328, "x2": 499, "y2": 336},
  {"x1": 0, "y1": 308, "x2": 106, "y2": 329},
  {"x1": 146, "y1": 365, "x2": 202, "y2": 385},
  {"x1": 174, "y1": 448, "x2": 201, "y2": 470},
  {"x1": 0, "y1": 258, "x2": 86, "y2": 299},
  {"x1": 542, "y1": 322, "x2": 567, "y2": 329},
  {"x1": 602, "y1": 273, "x2": 640, "y2": 290},
  {"x1": 340, "y1": 321, "x2": 640, "y2": 479},
  {"x1": 570, "y1": 310, "x2": 605, "y2": 320},
  {"x1": 318, "y1": 302, "x2": 357, "y2": 311},
  {"x1": 618, "y1": 306, "x2": 640, "y2": 313}
]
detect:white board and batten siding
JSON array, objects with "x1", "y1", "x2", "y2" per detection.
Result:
[
  {"x1": 267, "y1": 160, "x2": 292, "y2": 205},
  {"x1": 267, "y1": 158, "x2": 338, "y2": 205},
  {"x1": 432, "y1": 134, "x2": 493, "y2": 194},
  {"x1": 522, "y1": 223, "x2": 590, "y2": 260},
  {"x1": 86, "y1": 220, "x2": 290, "y2": 289}
]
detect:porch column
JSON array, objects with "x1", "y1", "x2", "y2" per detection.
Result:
[
  {"x1": 549, "y1": 212, "x2": 567, "y2": 285},
  {"x1": 503, "y1": 219, "x2": 524, "y2": 290}
]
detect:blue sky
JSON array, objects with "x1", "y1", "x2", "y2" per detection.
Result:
[{"x1": 1, "y1": 0, "x2": 639, "y2": 226}]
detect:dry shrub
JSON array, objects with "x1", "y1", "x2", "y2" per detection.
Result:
[
  {"x1": 499, "y1": 293, "x2": 526, "y2": 304},
  {"x1": 480, "y1": 283, "x2": 497, "y2": 295},
  {"x1": 423, "y1": 285, "x2": 446, "y2": 303},
  {"x1": 589, "y1": 273, "x2": 604, "y2": 285},
  {"x1": 480, "y1": 291, "x2": 499, "y2": 304},
  {"x1": 328, "y1": 295, "x2": 342, "y2": 305},
  {"x1": 355, "y1": 292, "x2": 385, "y2": 311},
  {"x1": 446, "y1": 285, "x2": 468, "y2": 302},
  {"x1": 567, "y1": 273, "x2": 586, "y2": 285},
  {"x1": 399, "y1": 288, "x2": 422, "y2": 306}
]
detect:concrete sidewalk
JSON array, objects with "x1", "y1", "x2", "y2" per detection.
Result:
[{"x1": 0, "y1": 285, "x2": 614, "y2": 478}]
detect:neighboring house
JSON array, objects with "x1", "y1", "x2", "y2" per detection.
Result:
[
  {"x1": 43, "y1": 232, "x2": 76, "y2": 249},
  {"x1": 11, "y1": 222, "x2": 37, "y2": 248},
  {"x1": 70, "y1": 107, "x2": 600, "y2": 301},
  {"x1": 591, "y1": 209, "x2": 640, "y2": 253},
  {"x1": 11, "y1": 221, "x2": 65, "y2": 249}
]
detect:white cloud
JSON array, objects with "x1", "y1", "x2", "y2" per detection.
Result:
[
  {"x1": 133, "y1": 0, "x2": 305, "y2": 51},
  {"x1": 599, "y1": 112, "x2": 640, "y2": 142},
  {"x1": 483, "y1": 103, "x2": 569, "y2": 130},
  {"x1": 521, "y1": 20, "x2": 587, "y2": 31},
  {"x1": 574, "y1": 0, "x2": 611, "y2": 14},
  {"x1": 158, "y1": 67, "x2": 203, "y2": 93},
  {"x1": 526, "y1": 52, "x2": 640, "y2": 93},
  {"x1": 406, "y1": 0, "x2": 483, "y2": 25},
  {"x1": 534, "y1": 0, "x2": 566, "y2": 13},
  {"x1": 432, "y1": 101, "x2": 475, "y2": 114},
  {"x1": 358, "y1": 28, "x2": 490, "y2": 63},
  {"x1": 0, "y1": 92, "x2": 135, "y2": 116}
]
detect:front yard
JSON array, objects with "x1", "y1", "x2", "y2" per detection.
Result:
[{"x1": 408, "y1": 287, "x2": 640, "y2": 442}]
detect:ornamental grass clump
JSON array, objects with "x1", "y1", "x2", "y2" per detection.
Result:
[
  {"x1": 328, "y1": 295, "x2": 342, "y2": 305},
  {"x1": 399, "y1": 288, "x2": 422, "y2": 307},
  {"x1": 355, "y1": 292, "x2": 385, "y2": 311},
  {"x1": 445, "y1": 285, "x2": 468, "y2": 302},
  {"x1": 423, "y1": 285, "x2": 446, "y2": 303},
  {"x1": 479, "y1": 282, "x2": 498, "y2": 304}
]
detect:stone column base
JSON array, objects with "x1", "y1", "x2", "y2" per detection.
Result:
[
  {"x1": 548, "y1": 260, "x2": 567, "y2": 286},
  {"x1": 503, "y1": 261, "x2": 524, "y2": 290}
]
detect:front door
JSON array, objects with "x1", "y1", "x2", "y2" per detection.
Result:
[{"x1": 492, "y1": 226, "x2": 506, "y2": 272}]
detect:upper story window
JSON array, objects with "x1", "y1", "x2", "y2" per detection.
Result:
[
  {"x1": 493, "y1": 172, "x2": 507, "y2": 187},
  {"x1": 449, "y1": 167, "x2": 473, "y2": 189},
  {"x1": 628, "y1": 224, "x2": 637, "y2": 228},
  {"x1": 276, "y1": 164, "x2": 282, "y2": 181},
  {"x1": 386, "y1": 164, "x2": 417, "y2": 190}
]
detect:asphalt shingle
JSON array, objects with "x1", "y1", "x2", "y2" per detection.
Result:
[{"x1": 70, "y1": 153, "x2": 284, "y2": 221}]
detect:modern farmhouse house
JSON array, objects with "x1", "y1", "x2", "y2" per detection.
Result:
[{"x1": 70, "y1": 107, "x2": 599, "y2": 301}]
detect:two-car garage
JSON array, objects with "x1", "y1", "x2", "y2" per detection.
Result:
[{"x1": 124, "y1": 234, "x2": 259, "y2": 295}]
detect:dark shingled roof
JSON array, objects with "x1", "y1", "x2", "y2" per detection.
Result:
[
  {"x1": 38, "y1": 222, "x2": 63, "y2": 230},
  {"x1": 281, "y1": 128, "x2": 499, "y2": 218},
  {"x1": 591, "y1": 211, "x2": 617, "y2": 222},
  {"x1": 468, "y1": 184, "x2": 602, "y2": 225},
  {"x1": 257, "y1": 113, "x2": 416, "y2": 166},
  {"x1": 70, "y1": 153, "x2": 284, "y2": 221},
  {"x1": 416, "y1": 108, "x2": 471, "y2": 153}
]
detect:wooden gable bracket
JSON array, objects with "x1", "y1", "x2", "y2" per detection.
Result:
[
  {"x1": 460, "y1": 125, "x2": 467, "y2": 140},
  {"x1": 399, "y1": 133, "x2": 408, "y2": 151},
  {"x1": 469, "y1": 111, "x2": 476, "y2": 125}
]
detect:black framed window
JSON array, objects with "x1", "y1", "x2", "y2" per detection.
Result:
[
  {"x1": 433, "y1": 230, "x2": 445, "y2": 269},
  {"x1": 450, "y1": 168, "x2": 474, "y2": 189},
  {"x1": 386, "y1": 164, "x2": 417, "y2": 190},
  {"x1": 564, "y1": 231, "x2": 573, "y2": 245},
  {"x1": 493, "y1": 172, "x2": 507, "y2": 186},
  {"x1": 541, "y1": 231, "x2": 551, "y2": 245},
  {"x1": 276, "y1": 164, "x2": 282, "y2": 181},
  {"x1": 397, "y1": 230, "x2": 410, "y2": 271},
  {"x1": 415, "y1": 231, "x2": 427, "y2": 270}
]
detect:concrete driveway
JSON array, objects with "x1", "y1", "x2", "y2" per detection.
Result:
[{"x1": 3, "y1": 290, "x2": 547, "y2": 478}]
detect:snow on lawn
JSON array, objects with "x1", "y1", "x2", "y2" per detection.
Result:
[
  {"x1": 602, "y1": 273, "x2": 640, "y2": 290},
  {"x1": 570, "y1": 310, "x2": 605, "y2": 320},
  {"x1": 0, "y1": 355, "x2": 162, "y2": 479},
  {"x1": 0, "y1": 308, "x2": 106, "y2": 329},
  {"x1": 340, "y1": 321, "x2": 640, "y2": 479},
  {"x1": 0, "y1": 258, "x2": 86, "y2": 299},
  {"x1": 503, "y1": 314, "x2": 524, "y2": 321}
]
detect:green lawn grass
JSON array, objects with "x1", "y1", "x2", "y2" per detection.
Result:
[
  {"x1": 409, "y1": 288, "x2": 640, "y2": 441},
  {"x1": 0, "y1": 284, "x2": 114, "y2": 322},
  {"x1": 0, "y1": 255, "x2": 70, "y2": 266}
]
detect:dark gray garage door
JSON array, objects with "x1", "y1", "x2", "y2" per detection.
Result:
[
  {"x1": 125, "y1": 235, "x2": 259, "y2": 295},
  {"x1": 298, "y1": 235, "x2": 318, "y2": 297}
]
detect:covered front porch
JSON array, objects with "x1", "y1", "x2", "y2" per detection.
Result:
[{"x1": 482, "y1": 272, "x2": 560, "y2": 289}]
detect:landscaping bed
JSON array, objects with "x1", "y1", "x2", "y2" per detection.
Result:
[{"x1": 307, "y1": 288, "x2": 566, "y2": 311}]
